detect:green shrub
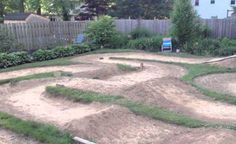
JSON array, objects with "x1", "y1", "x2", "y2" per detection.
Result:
[
  {"x1": 130, "y1": 28, "x2": 153, "y2": 39},
  {"x1": 53, "y1": 46, "x2": 76, "y2": 58},
  {"x1": 0, "y1": 52, "x2": 31, "y2": 68},
  {"x1": 187, "y1": 38, "x2": 221, "y2": 55},
  {"x1": 214, "y1": 47, "x2": 236, "y2": 56},
  {"x1": 32, "y1": 49, "x2": 56, "y2": 61},
  {"x1": 109, "y1": 33, "x2": 129, "y2": 49},
  {"x1": 220, "y1": 37, "x2": 236, "y2": 47},
  {"x1": 71, "y1": 44, "x2": 91, "y2": 53},
  {"x1": 127, "y1": 36, "x2": 162, "y2": 51},
  {"x1": 85, "y1": 16, "x2": 118, "y2": 48}
]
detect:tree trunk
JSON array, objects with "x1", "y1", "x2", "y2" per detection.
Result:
[
  {"x1": 36, "y1": 0, "x2": 42, "y2": 15},
  {"x1": 19, "y1": 0, "x2": 25, "y2": 12},
  {"x1": 0, "y1": 1, "x2": 4, "y2": 23}
]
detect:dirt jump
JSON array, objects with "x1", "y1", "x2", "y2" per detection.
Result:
[{"x1": 0, "y1": 52, "x2": 236, "y2": 144}]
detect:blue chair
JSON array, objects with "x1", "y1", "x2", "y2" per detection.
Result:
[
  {"x1": 74, "y1": 34, "x2": 85, "y2": 44},
  {"x1": 162, "y1": 38, "x2": 172, "y2": 52}
]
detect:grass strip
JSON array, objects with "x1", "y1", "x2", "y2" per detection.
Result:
[
  {"x1": 0, "y1": 112, "x2": 73, "y2": 144},
  {"x1": 0, "y1": 71, "x2": 73, "y2": 85},
  {"x1": 117, "y1": 64, "x2": 137, "y2": 72},
  {"x1": 110, "y1": 57, "x2": 236, "y2": 105},
  {"x1": 46, "y1": 86, "x2": 208, "y2": 128}
]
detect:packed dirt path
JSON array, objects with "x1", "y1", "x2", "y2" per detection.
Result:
[
  {"x1": 195, "y1": 73, "x2": 236, "y2": 96},
  {"x1": 0, "y1": 52, "x2": 236, "y2": 143}
]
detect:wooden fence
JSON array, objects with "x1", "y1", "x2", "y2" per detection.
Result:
[{"x1": 0, "y1": 18, "x2": 236, "y2": 51}]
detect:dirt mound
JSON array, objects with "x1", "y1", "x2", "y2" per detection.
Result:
[
  {"x1": 122, "y1": 77, "x2": 236, "y2": 122},
  {"x1": 65, "y1": 105, "x2": 236, "y2": 144},
  {"x1": 75, "y1": 64, "x2": 138, "y2": 80},
  {"x1": 195, "y1": 73, "x2": 236, "y2": 96},
  {"x1": 212, "y1": 58, "x2": 236, "y2": 68}
]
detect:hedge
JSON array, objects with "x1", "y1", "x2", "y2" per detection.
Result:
[{"x1": 0, "y1": 44, "x2": 93, "y2": 69}]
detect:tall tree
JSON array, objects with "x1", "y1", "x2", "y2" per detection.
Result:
[
  {"x1": 110, "y1": 0, "x2": 172, "y2": 19},
  {"x1": 19, "y1": 0, "x2": 25, "y2": 12},
  {"x1": 79, "y1": 0, "x2": 115, "y2": 20},
  {"x1": 171, "y1": 0, "x2": 200, "y2": 47}
]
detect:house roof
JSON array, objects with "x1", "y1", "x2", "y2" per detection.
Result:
[{"x1": 4, "y1": 13, "x2": 32, "y2": 21}]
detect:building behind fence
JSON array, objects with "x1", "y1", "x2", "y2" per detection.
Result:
[{"x1": 0, "y1": 18, "x2": 236, "y2": 51}]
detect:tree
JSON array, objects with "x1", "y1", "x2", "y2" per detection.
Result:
[
  {"x1": 79, "y1": 0, "x2": 115, "y2": 20},
  {"x1": 171, "y1": 0, "x2": 200, "y2": 47},
  {"x1": 110, "y1": 0, "x2": 173, "y2": 19}
]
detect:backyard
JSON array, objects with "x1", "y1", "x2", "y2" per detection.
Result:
[
  {"x1": 1, "y1": 0, "x2": 236, "y2": 144},
  {"x1": 0, "y1": 50, "x2": 235, "y2": 144}
]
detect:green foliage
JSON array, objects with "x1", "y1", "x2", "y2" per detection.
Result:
[
  {"x1": 0, "y1": 52, "x2": 31, "y2": 68},
  {"x1": 46, "y1": 86, "x2": 123, "y2": 103},
  {"x1": 32, "y1": 49, "x2": 56, "y2": 61},
  {"x1": 110, "y1": 0, "x2": 173, "y2": 19},
  {"x1": 85, "y1": 16, "x2": 118, "y2": 49},
  {"x1": 0, "y1": 112, "x2": 73, "y2": 144},
  {"x1": 130, "y1": 28, "x2": 153, "y2": 39},
  {"x1": 109, "y1": 33, "x2": 129, "y2": 49},
  {"x1": 185, "y1": 38, "x2": 236, "y2": 56},
  {"x1": 171, "y1": 0, "x2": 201, "y2": 47},
  {"x1": 127, "y1": 36, "x2": 163, "y2": 51},
  {"x1": 0, "y1": 44, "x2": 90, "y2": 69}
]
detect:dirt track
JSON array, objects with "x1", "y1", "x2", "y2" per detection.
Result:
[{"x1": 1, "y1": 52, "x2": 236, "y2": 144}]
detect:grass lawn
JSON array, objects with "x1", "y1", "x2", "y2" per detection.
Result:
[
  {"x1": 0, "y1": 112, "x2": 73, "y2": 144},
  {"x1": 0, "y1": 71, "x2": 73, "y2": 85}
]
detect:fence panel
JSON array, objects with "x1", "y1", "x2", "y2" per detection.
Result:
[{"x1": 0, "y1": 19, "x2": 236, "y2": 51}]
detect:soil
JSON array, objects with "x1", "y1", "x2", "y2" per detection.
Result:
[
  {"x1": 212, "y1": 58, "x2": 236, "y2": 68},
  {"x1": 0, "y1": 52, "x2": 236, "y2": 143},
  {"x1": 0, "y1": 129, "x2": 39, "y2": 144},
  {"x1": 195, "y1": 73, "x2": 236, "y2": 96}
]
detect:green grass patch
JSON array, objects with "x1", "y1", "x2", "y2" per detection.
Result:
[
  {"x1": 0, "y1": 57, "x2": 75, "y2": 73},
  {"x1": 46, "y1": 86, "x2": 123, "y2": 103},
  {"x1": 157, "y1": 52, "x2": 210, "y2": 58},
  {"x1": 0, "y1": 112, "x2": 73, "y2": 144},
  {"x1": 46, "y1": 86, "x2": 209, "y2": 128},
  {"x1": 0, "y1": 71, "x2": 73, "y2": 85},
  {"x1": 117, "y1": 64, "x2": 137, "y2": 72},
  {"x1": 87, "y1": 49, "x2": 139, "y2": 54}
]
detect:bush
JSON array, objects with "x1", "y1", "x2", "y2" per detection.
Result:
[
  {"x1": 0, "y1": 52, "x2": 31, "y2": 68},
  {"x1": 130, "y1": 28, "x2": 153, "y2": 39},
  {"x1": 85, "y1": 16, "x2": 118, "y2": 48},
  {"x1": 32, "y1": 49, "x2": 56, "y2": 61},
  {"x1": 53, "y1": 46, "x2": 76, "y2": 58},
  {"x1": 186, "y1": 38, "x2": 221, "y2": 55},
  {"x1": 171, "y1": 0, "x2": 202, "y2": 46},
  {"x1": 127, "y1": 36, "x2": 162, "y2": 51},
  {"x1": 214, "y1": 47, "x2": 236, "y2": 56},
  {"x1": 220, "y1": 38, "x2": 236, "y2": 47},
  {"x1": 109, "y1": 33, "x2": 129, "y2": 49},
  {"x1": 71, "y1": 44, "x2": 91, "y2": 53}
]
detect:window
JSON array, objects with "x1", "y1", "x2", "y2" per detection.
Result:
[
  {"x1": 210, "y1": 0, "x2": 215, "y2": 4},
  {"x1": 195, "y1": 0, "x2": 199, "y2": 6},
  {"x1": 231, "y1": 0, "x2": 236, "y2": 5}
]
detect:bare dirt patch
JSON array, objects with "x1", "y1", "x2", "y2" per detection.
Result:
[
  {"x1": 0, "y1": 129, "x2": 39, "y2": 144},
  {"x1": 195, "y1": 73, "x2": 236, "y2": 96},
  {"x1": 210, "y1": 57, "x2": 236, "y2": 68}
]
